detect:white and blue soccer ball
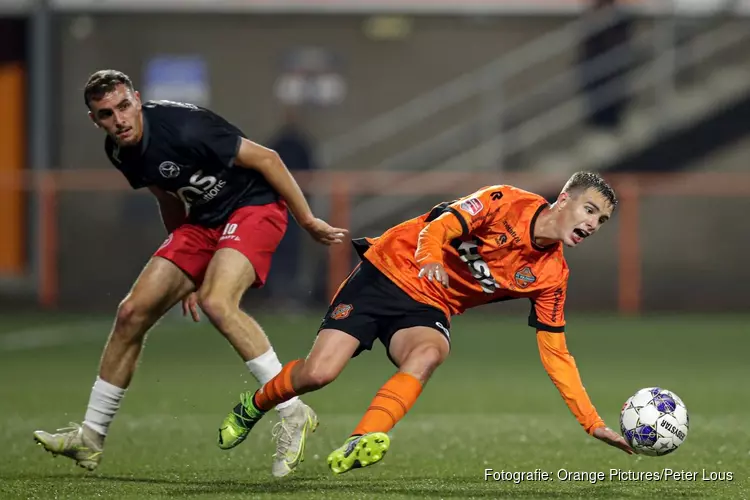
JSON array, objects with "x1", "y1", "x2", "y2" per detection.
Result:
[{"x1": 619, "y1": 387, "x2": 689, "y2": 456}]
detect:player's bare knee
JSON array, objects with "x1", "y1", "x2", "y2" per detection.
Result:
[
  {"x1": 402, "y1": 342, "x2": 448, "y2": 379},
  {"x1": 298, "y1": 362, "x2": 339, "y2": 391},
  {"x1": 114, "y1": 298, "x2": 152, "y2": 341},
  {"x1": 197, "y1": 292, "x2": 233, "y2": 327},
  {"x1": 416, "y1": 343, "x2": 447, "y2": 370}
]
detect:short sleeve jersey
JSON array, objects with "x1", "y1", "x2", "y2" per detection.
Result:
[
  {"x1": 105, "y1": 100, "x2": 278, "y2": 227},
  {"x1": 356, "y1": 185, "x2": 569, "y2": 332}
]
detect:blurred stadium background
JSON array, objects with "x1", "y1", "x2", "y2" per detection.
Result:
[{"x1": 0, "y1": 1, "x2": 748, "y2": 498}]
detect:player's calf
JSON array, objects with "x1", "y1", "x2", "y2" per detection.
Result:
[{"x1": 345, "y1": 327, "x2": 449, "y2": 441}]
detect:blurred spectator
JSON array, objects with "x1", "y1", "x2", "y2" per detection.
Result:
[
  {"x1": 579, "y1": 0, "x2": 634, "y2": 130},
  {"x1": 264, "y1": 107, "x2": 318, "y2": 308}
]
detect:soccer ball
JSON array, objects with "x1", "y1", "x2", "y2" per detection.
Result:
[{"x1": 619, "y1": 387, "x2": 689, "y2": 456}]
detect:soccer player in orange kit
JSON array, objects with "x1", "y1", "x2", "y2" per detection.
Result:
[{"x1": 217, "y1": 171, "x2": 634, "y2": 474}]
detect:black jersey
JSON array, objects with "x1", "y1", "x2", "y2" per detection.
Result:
[{"x1": 105, "y1": 100, "x2": 279, "y2": 227}]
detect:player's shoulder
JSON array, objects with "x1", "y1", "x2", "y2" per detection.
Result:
[
  {"x1": 465, "y1": 185, "x2": 546, "y2": 218},
  {"x1": 142, "y1": 99, "x2": 206, "y2": 126},
  {"x1": 471, "y1": 185, "x2": 545, "y2": 204},
  {"x1": 143, "y1": 99, "x2": 202, "y2": 113},
  {"x1": 147, "y1": 100, "x2": 242, "y2": 141},
  {"x1": 144, "y1": 100, "x2": 218, "y2": 141}
]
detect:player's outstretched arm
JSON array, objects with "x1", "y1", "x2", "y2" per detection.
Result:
[
  {"x1": 536, "y1": 330, "x2": 634, "y2": 454},
  {"x1": 234, "y1": 139, "x2": 347, "y2": 245}
]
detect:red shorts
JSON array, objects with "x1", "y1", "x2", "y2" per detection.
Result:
[{"x1": 154, "y1": 201, "x2": 288, "y2": 288}]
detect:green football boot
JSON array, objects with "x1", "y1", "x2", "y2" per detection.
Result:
[
  {"x1": 327, "y1": 432, "x2": 390, "y2": 475},
  {"x1": 217, "y1": 391, "x2": 266, "y2": 450}
]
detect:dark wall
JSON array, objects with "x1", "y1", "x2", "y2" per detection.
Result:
[
  {"x1": 48, "y1": 13, "x2": 750, "y2": 313},
  {"x1": 57, "y1": 14, "x2": 576, "y2": 171}
]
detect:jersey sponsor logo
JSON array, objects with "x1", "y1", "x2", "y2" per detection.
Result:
[
  {"x1": 502, "y1": 220, "x2": 521, "y2": 244},
  {"x1": 456, "y1": 239, "x2": 499, "y2": 294},
  {"x1": 460, "y1": 197, "x2": 483, "y2": 216},
  {"x1": 496, "y1": 233, "x2": 508, "y2": 246},
  {"x1": 551, "y1": 287, "x2": 564, "y2": 322},
  {"x1": 490, "y1": 191, "x2": 503, "y2": 201},
  {"x1": 159, "y1": 161, "x2": 181, "y2": 179},
  {"x1": 175, "y1": 170, "x2": 227, "y2": 206},
  {"x1": 330, "y1": 303, "x2": 353, "y2": 320},
  {"x1": 514, "y1": 266, "x2": 537, "y2": 289}
]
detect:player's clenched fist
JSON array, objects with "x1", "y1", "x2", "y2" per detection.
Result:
[
  {"x1": 418, "y1": 262, "x2": 449, "y2": 288},
  {"x1": 301, "y1": 217, "x2": 348, "y2": 246}
]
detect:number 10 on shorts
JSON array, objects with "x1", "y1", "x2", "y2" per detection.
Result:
[{"x1": 220, "y1": 223, "x2": 239, "y2": 241}]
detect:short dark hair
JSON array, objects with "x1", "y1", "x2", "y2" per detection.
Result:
[
  {"x1": 562, "y1": 171, "x2": 618, "y2": 209},
  {"x1": 84, "y1": 70, "x2": 134, "y2": 107}
]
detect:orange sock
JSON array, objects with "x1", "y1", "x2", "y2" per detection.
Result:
[
  {"x1": 253, "y1": 359, "x2": 301, "y2": 412},
  {"x1": 352, "y1": 372, "x2": 423, "y2": 436}
]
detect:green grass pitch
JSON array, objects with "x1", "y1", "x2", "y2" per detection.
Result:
[{"x1": 1, "y1": 311, "x2": 747, "y2": 499}]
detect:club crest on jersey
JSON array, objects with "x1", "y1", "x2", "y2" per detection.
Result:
[
  {"x1": 159, "y1": 161, "x2": 181, "y2": 179},
  {"x1": 331, "y1": 303, "x2": 353, "y2": 320},
  {"x1": 514, "y1": 266, "x2": 537, "y2": 289},
  {"x1": 460, "y1": 197, "x2": 483, "y2": 216}
]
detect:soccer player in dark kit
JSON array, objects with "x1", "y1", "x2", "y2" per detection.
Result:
[{"x1": 32, "y1": 70, "x2": 346, "y2": 477}]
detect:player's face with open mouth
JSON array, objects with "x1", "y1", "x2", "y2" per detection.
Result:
[
  {"x1": 88, "y1": 84, "x2": 143, "y2": 147},
  {"x1": 560, "y1": 188, "x2": 613, "y2": 247}
]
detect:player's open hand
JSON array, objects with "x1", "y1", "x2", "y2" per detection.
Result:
[
  {"x1": 182, "y1": 292, "x2": 201, "y2": 322},
  {"x1": 418, "y1": 262, "x2": 449, "y2": 288},
  {"x1": 302, "y1": 218, "x2": 348, "y2": 245},
  {"x1": 593, "y1": 426, "x2": 634, "y2": 455}
]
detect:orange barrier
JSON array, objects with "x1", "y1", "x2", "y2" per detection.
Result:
[
  {"x1": 0, "y1": 63, "x2": 25, "y2": 275},
  {"x1": 1, "y1": 169, "x2": 748, "y2": 312}
]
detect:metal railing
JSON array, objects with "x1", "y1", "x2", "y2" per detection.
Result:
[
  {"x1": 3, "y1": 169, "x2": 750, "y2": 312},
  {"x1": 323, "y1": 1, "x2": 749, "y2": 231},
  {"x1": 319, "y1": 6, "x2": 628, "y2": 168},
  {"x1": 321, "y1": 1, "x2": 746, "y2": 172}
]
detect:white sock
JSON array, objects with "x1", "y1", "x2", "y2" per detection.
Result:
[
  {"x1": 83, "y1": 376, "x2": 126, "y2": 437},
  {"x1": 245, "y1": 348, "x2": 298, "y2": 413}
]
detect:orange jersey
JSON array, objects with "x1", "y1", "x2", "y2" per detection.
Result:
[
  {"x1": 353, "y1": 185, "x2": 605, "y2": 435},
  {"x1": 356, "y1": 185, "x2": 568, "y2": 331}
]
